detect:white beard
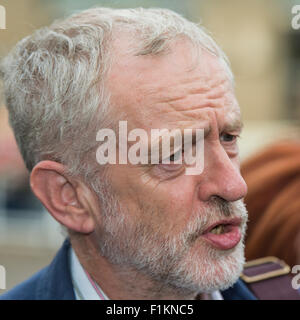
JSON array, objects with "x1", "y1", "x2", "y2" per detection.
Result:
[{"x1": 94, "y1": 182, "x2": 248, "y2": 296}]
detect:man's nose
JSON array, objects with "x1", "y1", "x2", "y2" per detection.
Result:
[{"x1": 197, "y1": 144, "x2": 248, "y2": 202}]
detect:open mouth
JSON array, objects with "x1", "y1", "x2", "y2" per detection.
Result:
[
  {"x1": 209, "y1": 224, "x2": 231, "y2": 235},
  {"x1": 201, "y1": 218, "x2": 242, "y2": 250}
]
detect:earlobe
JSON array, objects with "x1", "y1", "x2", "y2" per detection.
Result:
[{"x1": 30, "y1": 160, "x2": 95, "y2": 234}]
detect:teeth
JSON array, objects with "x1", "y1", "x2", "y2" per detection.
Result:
[{"x1": 210, "y1": 225, "x2": 224, "y2": 235}]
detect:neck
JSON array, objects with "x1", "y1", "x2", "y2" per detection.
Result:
[{"x1": 70, "y1": 235, "x2": 198, "y2": 300}]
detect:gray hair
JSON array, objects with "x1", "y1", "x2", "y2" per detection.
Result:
[{"x1": 0, "y1": 7, "x2": 233, "y2": 183}]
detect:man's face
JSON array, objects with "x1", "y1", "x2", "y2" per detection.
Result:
[{"x1": 93, "y1": 38, "x2": 248, "y2": 295}]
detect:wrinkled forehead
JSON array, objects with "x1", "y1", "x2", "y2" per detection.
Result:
[{"x1": 108, "y1": 37, "x2": 239, "y2": 131}]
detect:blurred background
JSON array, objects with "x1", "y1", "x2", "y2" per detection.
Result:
[{"x1": 0, "y1": 0, "x2": 300, "y2": 293}]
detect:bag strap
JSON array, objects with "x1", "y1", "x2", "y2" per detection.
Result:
[{"x1": 241, "y1": 256, "x2": 300, "y2": 300}]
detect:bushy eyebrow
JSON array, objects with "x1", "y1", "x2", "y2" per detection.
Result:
[
  {"x1": 141, "y1": 112, "x2": 242, "y2": 164},
  {"x1": 222, "y1": 116, "x2": 243, "y2": 133},
  {"x1": 145, "y1": 126, "x2": 209, "y2": 164}
]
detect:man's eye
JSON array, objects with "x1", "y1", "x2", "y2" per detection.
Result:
[{"x1": 220, "y1": 133, "x2": 238, "y2": 143}]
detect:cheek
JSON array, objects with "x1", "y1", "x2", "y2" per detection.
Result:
[
  {"x1": 163, "y1": 183, "x2": 194, "y2": 209},
  {"x1": 137, "y1": 181, "x2": 197, "y2": 232},
  {"x1": 108, "y1": 164, "x2": 197, "y2": 228},
  {"x1": 152, "y1": 178, "x2": 197, "y2": 227}
]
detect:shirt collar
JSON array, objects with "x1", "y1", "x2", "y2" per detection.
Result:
[{"x1": 69, "y1": 247, "x2": 109, "y2": 300}]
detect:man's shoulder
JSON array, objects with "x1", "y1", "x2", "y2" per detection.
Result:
[
  {"x1": 0, "y1": 238, "x2": 75, "y2": 300},
  {"x1": 0, "y1": 267, "x2": 48, "y2": 300},
  {"x1": 221, "y1": 278, "x2": 257, "y2": 300}
]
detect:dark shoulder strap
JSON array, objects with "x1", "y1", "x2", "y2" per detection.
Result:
[{"x1": 240, "y1": 256, "x2": 300, "y2": 300}]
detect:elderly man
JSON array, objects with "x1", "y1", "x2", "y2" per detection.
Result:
[{"x1": 0, "y1": 7, "x2": 256, "y2": 300}]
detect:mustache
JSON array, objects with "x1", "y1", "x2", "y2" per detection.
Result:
[
  {"x1": 208, "y1": 196, "x2": 233, "y2": 217},
  {"x1": 185, "y1": 197, "x2": 248, "y2": 244}
]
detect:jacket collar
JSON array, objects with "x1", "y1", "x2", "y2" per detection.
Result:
[{"x1": 36, "y1": 238, "x2": 75, "y2": 300}]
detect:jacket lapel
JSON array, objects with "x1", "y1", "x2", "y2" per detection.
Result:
[
  {"x1": 36, "y1": 238, "x2": 75, "y2": 300},
  {"x1": 221, "y1": 279, "x2": 257, "y2": 300}
]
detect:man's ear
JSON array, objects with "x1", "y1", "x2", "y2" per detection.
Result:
[{"x1": 30, "y1": 160, "x2": 96, "y2": 234}]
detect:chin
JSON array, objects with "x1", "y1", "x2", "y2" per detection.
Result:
[{"x1": 170, "y1": 240, "x2": 245, "y2": 295}]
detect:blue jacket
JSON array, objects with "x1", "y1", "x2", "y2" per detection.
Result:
[{"x1": 0, "y1": 239, "x2": 256, "y2": 300}]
